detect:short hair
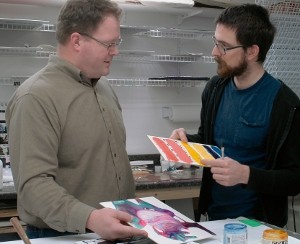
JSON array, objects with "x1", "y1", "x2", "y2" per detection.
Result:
[
  {"x1": 215, "y1": 4, "x2": 276, "y2": 63},
  {"x1": 56, "y1": 0, "x2": 122, "y2": 44}
]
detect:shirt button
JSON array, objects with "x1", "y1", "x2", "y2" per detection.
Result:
[
  {"x1": 109, "y1": 130, "x2": 111, "y2": 134},
  {"x1": 119, "y1": 176, "x2": 121, "y2": 180},
  {"x1": 102, "y1": 107, "x2": 105, "y2": 111},
  {"x1": 114, "y1": 153, "x2": 117, "y2": 157}
]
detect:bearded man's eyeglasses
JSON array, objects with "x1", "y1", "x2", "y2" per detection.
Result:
[{"x1": 212, "y1": 36, "x2": 244, "y2": 55}]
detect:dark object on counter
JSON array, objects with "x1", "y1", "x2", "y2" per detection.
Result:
[
  {"x1": 128, "y1": 154, "x2": 160, "y2": 166},
  {"x1": 98, "y1": 236, "x2": 155, "y2": 243}
]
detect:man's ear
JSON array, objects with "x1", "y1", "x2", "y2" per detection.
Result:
[
  {"x1": 70, "y1": 32, "x2": 81, "y2": 51},
  {"x1": 246, "y1": 44, "x2": 260, "y2": 62}
]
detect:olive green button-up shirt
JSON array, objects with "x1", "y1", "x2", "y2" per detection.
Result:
[{"x1": 6, "y1": 55, "x2": 135, "y2": 233}]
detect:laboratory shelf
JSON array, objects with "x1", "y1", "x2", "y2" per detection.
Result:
[
  {"x1": 0, "y1": 46, "x2": 56, "y2": 57},
  {"x1": 0, "y1": 77, "x2": 209, "y2": 88},
  {"x1": 0, "y1": 18, "x2": 214, "y2": 40},
  {"x1": 0, "y1": 77, "x2": 25, "y2": 86},
  {"x1": 133, "y1": 28, "x2": 214, "y2": 40},
  {"x1": 0, "y1": 46, "x2": 215, "y2": 63},
  {"x1": 109, "y1": 78, "x2": 209, "y2": 87},
  {"x1": 0, "y1": 18, "x2": 55, "y2": 31}
]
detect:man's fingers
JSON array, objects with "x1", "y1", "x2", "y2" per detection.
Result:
[
  {"x1": 115, "y1": 210, "x2": 132, "y2": 223},
  {"x1": 170, "y1": 128, "x2": 188, "y2": 142}
]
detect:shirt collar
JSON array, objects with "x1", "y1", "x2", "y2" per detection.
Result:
[{"x1": 48, "y1": 55, "x2": 99, "y2": 87}]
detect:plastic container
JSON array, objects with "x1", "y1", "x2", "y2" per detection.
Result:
[
  {"x1": 223, "y1": 223, "x2": 247, "y2": 244},
  {"x1": 160, "y1": 160, "x2": 170, "y2": 172},
  {"x1": 262, "y1": 229, "x2": 288, "y2": 244}
]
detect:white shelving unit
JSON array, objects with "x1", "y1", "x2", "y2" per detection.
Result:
[
  {"x1": 0, "y1": 76, "x2": 209, "y2": 88},
  {"x1": 0, "y1": 18, "x2": 53, "y2": 31},
  {"x1": 0, "y1": 15, "x2": 215, "y2": 87},
  {"x1": 257, "y1": 0, "x2": 300, "y2": 97}
]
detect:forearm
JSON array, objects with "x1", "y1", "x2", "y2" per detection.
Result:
[{"x1": 17, "y1": 175, "x2": 94, "y2": 233}]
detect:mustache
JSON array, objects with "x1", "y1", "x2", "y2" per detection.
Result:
[{"x1": 214, "y1": 57, "x2": 221, "y2": 64}]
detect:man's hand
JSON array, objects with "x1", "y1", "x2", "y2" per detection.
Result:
[
  {"x1": 170, "y1": 128, "x2": 188, "y2": 142},
  {"x1": 202, "y1": 157, "x2": 250, "y2": 186},
  {"x1": 86, "y1": 208, "x2": 148, "y2": 240}
]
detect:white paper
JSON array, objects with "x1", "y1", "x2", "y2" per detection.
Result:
[{"x1": 101, "y1": 196, "x2": 214, "y2": 244}]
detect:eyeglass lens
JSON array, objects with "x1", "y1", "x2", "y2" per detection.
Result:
[{"x1": 212, "y1": 36, "x2": 226, "y2": 55}]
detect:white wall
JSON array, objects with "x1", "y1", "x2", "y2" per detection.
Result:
[{"x1": 110, "y1": 4, "x2": 218, "y2": 153}]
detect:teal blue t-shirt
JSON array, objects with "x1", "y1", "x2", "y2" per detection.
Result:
[{"x1": 208, "y1": 72, "x2": 281, "y2": 220}]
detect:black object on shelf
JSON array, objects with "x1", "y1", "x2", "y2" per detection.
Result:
[{"x1": 148, "y1": 76, "x2": 210, "y2": 81}]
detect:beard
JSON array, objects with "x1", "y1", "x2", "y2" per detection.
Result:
[{"x1": 215, "y1": 56, "x2": 248, "y2": 78}]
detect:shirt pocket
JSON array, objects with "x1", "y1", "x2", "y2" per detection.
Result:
[{"x1": 234, "y1": 112, "x2": 268, "y2": 149}]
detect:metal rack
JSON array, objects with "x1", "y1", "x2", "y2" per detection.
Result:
[
  {"x1": 134, "y1": 28, "x2": 214, "y2": 40},
  {"x1": 0, "y1": 19, "x2": 150, "y2": 34},
  {"x1": 0, "y1": 18, "x2": 212, "y2": 39},
  {"x1": 110, "y1": 78, "x2": 208, "y2": 87},
  {"x1": 0, "y1": 77, "x2": 208, "y2": 88},
  {"x1": 0, "y1": 17, "x2": 214, "y2": 87},
  {"x1": 257, "y1": 0, "x2": 300, "y2": 96},
  {"x1": 0, "y1": 46, "x2": 215, "y2": 63},
  {"x1": 0, "y1": 77, "x2": 26, "y2": 86},
  {"x1": 0, "y1": 18, "x2": 55, "y2": 31},
  {"x1": 0, "y1": 46, "x2": 56, "y2": 57}
]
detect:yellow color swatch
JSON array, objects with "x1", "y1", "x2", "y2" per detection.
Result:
[
  {"x1": 181, "y1": 142, "x2": 206, "y2": 166},
  {"x1": 192, "y1": 143, "x2": 215, "y2": 166}
]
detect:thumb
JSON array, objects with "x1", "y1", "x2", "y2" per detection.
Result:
[{"x1": 115, "y1": 210, "x2": 133, "y2": 222}]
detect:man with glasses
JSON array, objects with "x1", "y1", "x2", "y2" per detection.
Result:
[
  {"x1": 6, "y1": 0, "x2": 147, "y2": 240},
  {"x1": 170, "y1": 4, "x2": 300, "y2": 227}
]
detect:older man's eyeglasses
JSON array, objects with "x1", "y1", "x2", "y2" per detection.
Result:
[
  {"x1": 212, "y1": 36, "x2": 244, "y2": 55},
  {"x1": 79, "y1": 32, "x2": 122, "y2": 50}
]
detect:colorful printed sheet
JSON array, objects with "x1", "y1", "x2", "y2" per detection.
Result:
[
  {"x1": 148, "y1": 135, "x2": 221, "y2": 167},
  {"x1": 100, "y1": 197, "x2": 215, "y2": 244}
]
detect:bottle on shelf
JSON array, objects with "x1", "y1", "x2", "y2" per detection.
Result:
[{"x1": 0, "y1": 102, "x2": 6, "y2": 121}]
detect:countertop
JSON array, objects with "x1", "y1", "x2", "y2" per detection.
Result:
[
  {"x1": 0, "y1": 154, "x2": 202, "y2": 202},
  {"x1": 133, "y1": 166, "x2": 202, "y2": 190},
  {"x1": 0, "y1": 168, "x2": 202, "y2": 199}
]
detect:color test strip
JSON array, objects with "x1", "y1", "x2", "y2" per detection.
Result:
[
  {"x1": 191, "y1": 143, "x2": 214, "y2": 166},
  {"x1": 165, "y1": 139, "x2": 193, "y2": 163},
  {"x1": 180, "y1": 142, "x2": 201, "y2": 164},
  {"x1": 203, "y1": 145, "x2": 220, "y2": 159},
  {"x1": 151, "y1": 136, "x2": 178, "y2": 162}
]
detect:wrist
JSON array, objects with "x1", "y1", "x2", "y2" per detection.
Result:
[
  {"x1": 242, "y1": 165, "x2": 250, "y2": 184},
  {"x1": 86, "y1": 210, "x2": 97, "y2": 232}
]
